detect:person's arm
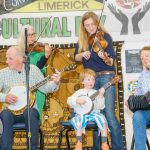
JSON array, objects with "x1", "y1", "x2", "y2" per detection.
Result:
[
  {"x1": 75, "y1": 53, "x2": 83, "y2": 61},
  {"x1": 67, "y1": 90, "x2": 82, "y2": 108},
  {"x1": 36, "y1": 56, "x2": 48, "y2": 69},
  {"x1": 0, "y1": 72, "x2": 6, "y2": 102},
  {"x1": 36, "y1": 44, "x2": 52, "y2": 69},
  {"x1": 74, "y1": 43, "x2": 83, "y2": 61},
  {"x1": 0, "y1": 74, "x2": 17, "y2": 104},
  {"x1": 30, "y1": 65, "x2": 60, "y2": 94},
  {"x1": 98, "y1": 33, "x2": 115, "y2": 66},
  {"x1": 74, "y1": 43, "x2": 91, "y2": 61},
  {"x1": 134, "y1": 75, "x2": 144, "y2": 96}
]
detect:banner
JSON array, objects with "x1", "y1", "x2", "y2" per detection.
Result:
[{"x1": 0, "y1": 0, "x2": 150, "y2": 45}]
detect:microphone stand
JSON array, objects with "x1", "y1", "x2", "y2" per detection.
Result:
[
  {"x1": 23, "y1": 17, "x2": 52, "y2": 149},
  {"x1": 24, "y1": 28, "x2": 31, "y2": 150}
]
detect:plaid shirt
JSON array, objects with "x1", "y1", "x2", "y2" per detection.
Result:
[{"x1": 0, "y1": 64, "x2": 59, "y2": 111}]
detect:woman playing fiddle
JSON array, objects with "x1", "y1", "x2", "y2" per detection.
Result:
[
  {"x1": 17, "y1": 24, "x2": 52, "y2": 120},
  {"x1": 74, "y1": 11, "x2": 124, "y2": 150},
  {"x1": 18, "y1": 24, "x2": 52, "y2": 71}
]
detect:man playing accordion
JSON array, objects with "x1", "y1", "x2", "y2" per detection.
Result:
[{"x1": 130, "y1": 46, "x2": 150, "y2": 150}]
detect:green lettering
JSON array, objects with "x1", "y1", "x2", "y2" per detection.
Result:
[
  {"x1": 41, "y1": 18, "x2": 51, "y2": 37},
  {"x1": 2, "y1": 19, "x2": 12, "y2": 39},
  {"x1": 75, "y1": 16, "x2": 81, "y2": 36},
  {"x1": 35, "y1": 18, "x2": 41, "y2": 35},
  {"x1": 13, "y1": 18, "x2": 19, "y2": 38},
  {"x1": 20, "y1": 18, "x2": 30, "y2": 26},
  {"x1": 62, "y1": 17, "x2": 71, "y2": 37},
  {"x1": 29, "y1": 18, "x2": 35, "y2": 27},
  {"x1": 51, "y1": 17, "x2": 62, "y2": 37}
]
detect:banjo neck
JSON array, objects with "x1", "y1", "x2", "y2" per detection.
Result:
[
  {"x1": 90, "y1": 81, "x2": 112, "y2": 101},
  {"x1": 30, "y1": 75, "x2": 51, "y2": 91},
  {"x1": 30, "y1": 63, "x2": 77, "y2": 92}
]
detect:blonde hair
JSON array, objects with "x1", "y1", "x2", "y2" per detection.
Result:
[
  {"x1": 79, "y1": 68, "x2": 96, "y2": 81},
  {"x1": 140, "y1": 46, "x2": 150, "y2": 55},
  {"x1": 78, "y1": 11, "x2": 108, "y2": 53},
  {"x1": 17, "y1": 24, "x2": 35, "y2": 51}
]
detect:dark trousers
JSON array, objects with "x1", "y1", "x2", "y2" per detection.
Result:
[{"x1": 0, "y1": 108, "x2": 39, "y2": 150}]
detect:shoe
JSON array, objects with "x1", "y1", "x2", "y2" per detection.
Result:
[
  {"x1": 75, "y1": 140, "x2": 82, "y2": 150},
  {"x1": 102, "y1": 142, "x2": 109, "y2": 150}
]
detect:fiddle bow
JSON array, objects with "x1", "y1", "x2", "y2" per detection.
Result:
[{"x1": 89, "y1": 1, "x2": 112, "y2": 66}]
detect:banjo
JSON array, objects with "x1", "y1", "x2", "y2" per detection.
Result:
[
  {"x1": 74, "y1": 75, "x2": 121, "y2": 115},
  {"x1": 3, "y1": 64, "x2": 76, "y2": 115}
]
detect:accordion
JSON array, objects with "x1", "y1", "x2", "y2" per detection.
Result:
[{"x1": 127, "y1": 92, "x2": 150, "y2": 112}]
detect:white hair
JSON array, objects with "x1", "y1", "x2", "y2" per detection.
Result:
[
  {"x1": 17, "y1": 24, "x2": 35, "y2": 50},
  {"x1": 8, "y1": 45, "x2": 25, "y2": 57}
]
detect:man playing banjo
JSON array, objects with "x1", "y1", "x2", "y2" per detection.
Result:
[
  {"x1": 0, "y1": 45, "x2": 61, "y2": 150},
  {"x1": 67, "y1": 68, "x2": 109, "y2": 150}
]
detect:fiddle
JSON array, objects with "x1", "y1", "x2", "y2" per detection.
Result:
[
  {"x1": 88, "y1": 30, "x2": 108, "y2": 53},
  {"x1": 88, "y1": 31, "x2": 112, "y2": 66},
  {"x1": 28, "y1": 42, "x2": 45, "y2": 52}
]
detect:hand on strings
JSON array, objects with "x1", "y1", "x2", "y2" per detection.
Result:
[
  {"x1": 76, "y1": 99, "x2": 87, "y2": 105},
  {"x1": 81, "y1": 51, "x2": 91, "y2": 60},
  {"x1": 51, "y1": 69, "x2": 61, "y2": 85},
  {"x1": 99, "y1": 88, "x2": 105, "y2": 98},
  {"x1": 98, "y1": 51, "x2": 108, "y2": 59},
  {"x1": 5, "y1": 94, "x2": 18, "y2": 104},
  {"x1": 98, "y1": 51, "x2": 113, "y2": 66},
  {"x1": 44, "y1": 43, "x2": 52, "y2": 58}
]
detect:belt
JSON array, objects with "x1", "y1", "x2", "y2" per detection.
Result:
[{"x1": 96, "y1": 71, "x2": 115, "y2": 76}]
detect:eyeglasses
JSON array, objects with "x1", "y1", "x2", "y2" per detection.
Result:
[{"x1": 27, "y1": 33, "x2": 36, "y2": 37}]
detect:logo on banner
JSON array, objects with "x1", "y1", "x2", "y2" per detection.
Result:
[
  {"x1": 0, "y1": 0, "x2": 33, "y2": 15},
  {"x1": 108, "y1": 0, "x2": 150, "y2": 35},
  {"x1": 116, "y1": 0, "x2": 142, "y2": 9}
]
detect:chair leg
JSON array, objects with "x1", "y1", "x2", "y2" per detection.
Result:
[
  {"x1": 130, "y1": 135, "x2": 135, "y2": 150},
  {"x1": 39, "y1": 128, "x2": 44, "y2": 150},
  {"x1": 66, "y1": 128, "x2": 73, "y2": 150},
  {"x1": 58, "y1": 127, "x2": 66, "y2": 150}
]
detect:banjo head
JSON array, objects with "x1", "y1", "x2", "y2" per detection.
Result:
[
  {"x1": 74, "y1": 96, "x2": 93, "y2": 115},
  {"x1": 5, "y1": 85, "x2": 35, "y2": 115}
]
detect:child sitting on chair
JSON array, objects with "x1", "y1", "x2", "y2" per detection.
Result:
[{"x1": 67, "y1": 68, "x2": 109, "y2": 150}]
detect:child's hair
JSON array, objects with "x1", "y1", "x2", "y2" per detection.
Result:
[{"x1": 79, "y1": 68, "x2": 96, "y2": 81}]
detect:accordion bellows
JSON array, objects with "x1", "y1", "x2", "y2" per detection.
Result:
[{"x1": 128, "y1": 92, "x2": 150, "y2": 112}]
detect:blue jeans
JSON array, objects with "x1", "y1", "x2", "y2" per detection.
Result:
[
  {"x1": 0, "y1": 108, "x2": 39, "y2": 150},
  {"x1": 93, "y1": 74, "x2": 124, "y2": 150},
  {"x1": 133, "y1": 110, "x2": 150, "y2": 150}
]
